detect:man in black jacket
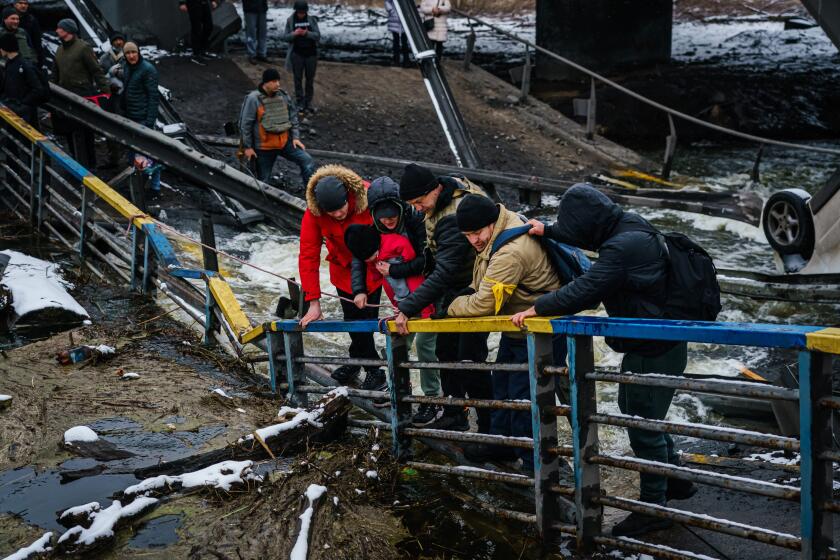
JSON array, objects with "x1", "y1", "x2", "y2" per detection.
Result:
[
  {"x1": 0, "y1": 32, "x2": 47, "y2": 126},
  {"x1": 179, "y1": 0, "x2": 217, "y2": 65},
  {"x1": 395, "y1": 163, "x2": 492, "y2": 433},
  {"x1": 243, "y1": 0, "x2": 269, "y2": 64},
  {"x1": 12, "y1": 1, "x2": 42, "y2": 67},
  {"x1": 511, "y1": 184, "x2": 697, "y2": 537}
]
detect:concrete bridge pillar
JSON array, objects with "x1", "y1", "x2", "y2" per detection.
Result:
[{"x1": 535, "y1": 0, "x2": 673, "y2": 80}]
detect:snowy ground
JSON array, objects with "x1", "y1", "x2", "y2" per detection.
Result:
[{"x1": 0, "y1": 250, "x2": 88, "y2": 322}]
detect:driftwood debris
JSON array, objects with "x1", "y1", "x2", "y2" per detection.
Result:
[{"x1": 134, "y1": 389, "x2": 352, "y2": 478}]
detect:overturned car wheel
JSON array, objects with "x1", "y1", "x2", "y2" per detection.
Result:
[{"x1": 762, "y1": 190, "x2": 815, "y2": 258}]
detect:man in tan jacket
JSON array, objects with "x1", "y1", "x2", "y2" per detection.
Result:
[{"x1": 447, "y1": 194, "x2": 562, "y2": 471}]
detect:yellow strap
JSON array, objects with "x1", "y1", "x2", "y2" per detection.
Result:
[{"x1": 485, "y1": 276, "x2": 516, "y2": 315}]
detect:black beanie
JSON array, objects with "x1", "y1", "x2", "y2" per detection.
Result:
[
  {"x1": 293, "y1": 0, "x2": 308, "y2": 11},
  {"x1": 260, "y1": 67, "x2": 281, "y2": 85},
  {"x1": 399, "y1": 163, "x2": 438, "y2": 201},
  {"x1": 0, "y1": 32, "x2": 18, "y2": 52},
  {"x1": 344, "y1": 224, "x2": 380, "y2": 261},
  {"x1": 109, "y1": 31, "x2": 126, "y2": 43},
  {"x1": 456, "y1": 194, "x2": 499, "y2": 232},
  {"x1": 57, "y1": 18, "x2": 79, "y2": 35},
  {"x1": 2, "y1": 6, "x2": 16, "y2": 21},
  {"x1": 314, "y1": 176, "x2": 348, "y2": 212}
]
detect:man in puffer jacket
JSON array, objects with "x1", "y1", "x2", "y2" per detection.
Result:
[
  {"x1": 298, "y1": 165, "x2": 386, "y2": 391},
  {"x1": 349, "y1": 176, "x2": 443, "y2": 425},
  {"x1": 395, "y1": 163, "x2": 493, "y2": 434},
  {"x1": 447, "y1": 195, "x2": 562, "y2": 471},
  {"x1": 512, "y1": 184, "x2": 696, "y2": 537},
  {"x1": 113, "y1": 42, "x2": 161, "y2": 195}
]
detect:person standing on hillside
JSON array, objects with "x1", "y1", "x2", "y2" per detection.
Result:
[
  {"x1": 178, "y1": 0, "x2": 217, "y2": 65},
  {"x1": 239, "y1": 67, "x2": 315, "y2": 187},
  {"x1": 419, "y1": 0, "x2": 450, "y2": 61},
  {"x1": 243, "y1": 0, "x2": 269, "y2": 64},
  {"x1": 384, "y1": 0, "x2": 409, "y2": 67},
  {"x1": 283, "y1": 0, "x2": 320, "y2": 113}
]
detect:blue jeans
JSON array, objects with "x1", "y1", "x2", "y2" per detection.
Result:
[
  {"x1": 128, "y1": 152, "x2": 161, "y2": 192},
  {"x1": 256, "y1": 142, "x2": 316, "y2": 187},
  {"x1": 244, "y1": 11, "x2": 267, "y2": 58},
  {"x1": 491, "y1": 335, "x2": 568, "y2": 470}
]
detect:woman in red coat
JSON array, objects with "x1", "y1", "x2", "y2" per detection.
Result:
[{"x1": 298, "y1": 164, "x2": 385, "y2": 389}]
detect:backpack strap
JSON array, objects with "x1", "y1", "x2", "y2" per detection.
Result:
[{"x1": 490, "y1": 225, "x2": 532, "y2": 258}]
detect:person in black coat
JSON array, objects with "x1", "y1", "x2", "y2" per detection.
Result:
[
  {"x1": 512, "y1": 184, "x2": 697, "y2": 538},
  {"x1": 12, "y1": 0, "x2": 42, "y2": 67},
  {"x1": 0, "y1": 32, "x2": 47, "y2": 126}
]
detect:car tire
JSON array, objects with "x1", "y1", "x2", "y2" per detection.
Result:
[{"x1": 762, "y1": 190, "x2": 815, "y2": 258}]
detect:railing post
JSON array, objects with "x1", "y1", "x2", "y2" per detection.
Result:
[
  {"x1": 203, "y1": 284, "x2": 217, "y2": 346},
  {"x1": 141, "y1": 225, "x2": 156, "y2": 294},
  {"x1": 463, "y1": 28, "x2": 476, "y2": 71},
  {"x1": 266, "y1": 330, "x2": 283, "y2": 393},
  {"x1": 27, "y1": 144, "x2": 36, "y2": 226},
  {"x1": 799, "y1": 350, "x2": 834, "y2": 559},
  {"x1": 200, "y1": 212, "x2": 219, "y2": 273},
  {"x1": 527, "y1": 332, "x2": 561, "y2": 541},
  {"x1": 662, "y1": 114, "x2": 677, "y2": 180},
  {"x1": 519, "y1": 45, "x2": 532, "y2": 102},
  {"x1": 586, "y1": 78, "x2": 597, "y2": 140},
  {"x1": 568, "y1": 334, "x2": 602, "y2": 551},
  {"x1": 386, "y1": 333, "x2": 411, "y2": 460},
  {"x1": 35, "y1": 150, "x2": 45, "y2": 229},
  {"x1": 283, "y1": 330, "x2": 307, "y2": 406},
  {"x1": 78, "y1": 183, "x2": 89, "y2": 260}
]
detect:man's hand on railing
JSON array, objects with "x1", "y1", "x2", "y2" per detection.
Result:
[
  {"x1": 511, "y1": 306, "x2": 537, "y2": 328},
  {"x1": 394, "y1": 311, "x2": 410, "y2": 336},
  {"x1": 299, "y1": 299, "x2": 323, "y2": 328},
  {"x1": 526, "y1": 219, "x2": 545, "y2": 236},
  {"x1": 353, "y1": 293, "x2": 368, "y2": 310}
]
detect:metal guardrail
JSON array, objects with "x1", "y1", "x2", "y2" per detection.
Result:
[{"x1": 2, "y1": 106, "x2": 840, "y2": 558}]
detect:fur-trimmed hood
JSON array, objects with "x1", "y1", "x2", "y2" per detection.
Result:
[{"x1": 305, "y1": 164, "x2": 368, "y2": 217}]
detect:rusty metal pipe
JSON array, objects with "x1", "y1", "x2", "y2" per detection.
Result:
[
  {"x1": 595, "y1": 495, "x2": 801, "y2": 550},
  {"x1": 402, "y1": 395, "x2": 530, "y2": 411},
  {"x1": 590, "y1": 454, "x2": 800, "y2": 501},
  {"x1": 404, "y1": 428, "x2": 534, "y2": 449},
  {"x1": 408, "y1": 460, "x2": 533, "y2": 486},
  {"x1": 400, "y1": 361, "x2": 529, "y2": 372},
  {"x1": 295, "y1": 385, "x2": 388, "y2": 399},
  {"x1": 295, "y1": 356, "x2": 387, "y2": 368},
  {"x1": 591, "y1": 413, "x2": 800, "y2": 452},
  {"x1": 594, "y1": 536, "x2": 721, "y2": 560},
  {"x1": 587, "y1": 371, "x2": 798, "y2": 401}
]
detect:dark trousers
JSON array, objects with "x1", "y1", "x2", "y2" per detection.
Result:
[
  {"x1": 187, "y1": 0, "x2": 214, "y2": 56},
  {"x1": 432, "y1": 40, "x2": 443, "y2": 60},
  {"x1": 618, "y1": 342, "x2": 688, "y2": 504},
  {"x1": 492, "y1": 335, "x2": 568, "y2": 468},
  {"x1": 437, "y1": 331, "x2": 492, "y2": 433},
  {"x1": 391, "y1": 32, "x2": 409, "y2": 65},
  {"x1": 290, "y1": 52, "x2": 317, "y2": 109},
  {"x1": 337, "y1": 287, "x2": 381, "y2": 373},
  {"x1": 255, "y1": 142, "x2": 316, "y2": 187}
]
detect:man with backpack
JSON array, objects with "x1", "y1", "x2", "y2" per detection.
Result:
[
  {"x1": 512, "y1": 184, "x2": 720, "y2": 537},
  {"x1": 0, "y1": 32, "x2": 47, "y2": 126},
  {"x1": 445, "y1": 194, "x2": 563, "y2": 471}
]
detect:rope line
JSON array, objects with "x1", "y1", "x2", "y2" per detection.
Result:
[
  {"x1": 456, "y1": 9, "x2": 840, "y2": 157},
  {"x1": 149, "y1": 218, "x2": 395, "y2": 310}
]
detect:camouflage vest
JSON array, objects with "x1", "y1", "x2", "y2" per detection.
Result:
[{"x1": 259, "y1": 93, "x2": 292, "y2": 134}]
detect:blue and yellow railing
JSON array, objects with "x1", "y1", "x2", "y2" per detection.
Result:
[{"x1": 2, "y1": 105, "x2": 840, "y2": 559}]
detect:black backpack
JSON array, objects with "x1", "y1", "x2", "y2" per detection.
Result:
[
  {"x1": 490, "y1": 224, "x2": 591, "y2": 285},
  {"x1": 657, "y1": 232, "x2": 722, "y2": 322}
]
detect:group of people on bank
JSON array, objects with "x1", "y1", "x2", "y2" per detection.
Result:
[{"x1": 296, "y1": 162, "x2": 705, "y2": 537}]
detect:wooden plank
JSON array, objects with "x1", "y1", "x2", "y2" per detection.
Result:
[
  {"x1": 806, "y1": 328, "x2": 840, "y2": 355},
  {"x1": 0, "y1": 106, "x2": 46, "y2": 143},
  {"x1": 81, "y1": 175, "x2": 154, "y2": 227},
  {"x1": 241, "y1": 323, "x2": 267, "y2": 345},
  {"x1": 207, "y1": 276, "x2": 252, "y2": 337}
]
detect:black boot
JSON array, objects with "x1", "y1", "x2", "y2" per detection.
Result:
[
  {"x1": 331, "y1": 365, "x2": 360, "y2": 384},
  {"x1": 360, "y1": 368, "x2": 387, "y2": 391},
  {"x1": 426, "y1": 410, "x2": 469, "y2": 432},
  {"x1": 666, "y1": 478, "x2": 698, "y2": 501},
  {"x1": 611, "y1": 511, "x2": 673, "y2": 537}
]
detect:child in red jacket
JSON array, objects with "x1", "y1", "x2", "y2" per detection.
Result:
[{"x1": 345, "y1": 224, "x2": 434, "y2": 318}]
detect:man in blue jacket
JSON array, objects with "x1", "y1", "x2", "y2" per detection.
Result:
[
  {"x1": 116, "y1": 42, "x2": 161, "y2": 197},
  {"x1": 512, "y1": 184, "x2": 697, "y2": 537}
]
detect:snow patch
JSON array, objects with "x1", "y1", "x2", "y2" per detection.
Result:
[
  {"x1": 365, "y1": 470, "x2": 378, "y2": 479},
  {"x1": 211, "y1": 388, "x2": 233, "y2": 399},
  {"x1": 124, "y1": 460, "x2": 259, "y2": 497},
  {"x1": 94, "y1": 345, "x2": 115, "y2": 355},
  {"x1": 0, "y1": 250, "x2": 89, "y2": 319},
  {"x1": 289, "y1": 484, "x2": 328, "y2": 560},
  {"x1": 3, "y1": 532, "x2": 53, "y2": 560},
  {"x1": 64, "y1": 426, "x2": 99, "y2": 443},
  {"x1": 57, "y1": 498, "x2": 158, "y2": 547},
  {"x1": 0, "y1": 394, "x2": 11, "y2": 401},
  {"x1": 59, "y1": 501, "x2": 101, "y2": 520},
  {"x1": 121, "y1": 372, "x2": 140, "y2": 380}
]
